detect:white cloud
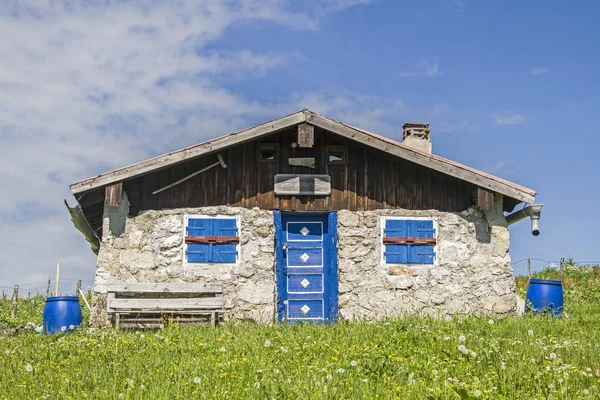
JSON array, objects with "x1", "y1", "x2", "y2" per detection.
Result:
[
  {"x1": 0, "y1": 0, "x2": 472, "y2": 287},
  {"x1": 0, "y1": 0, "x2": 367, "y2": 287},
  {"x1": 494, "y1": 112, "x2": 527, "y2": 126},
  {"x1": 531, "y1": 67, "x2": 548, "y2": 75},
  {"x1": 484, "y1": 161, "x2": 507, "y2": 174},
  {"x1": 398, "y1": 58, "x2": 446, "y2": 78}
]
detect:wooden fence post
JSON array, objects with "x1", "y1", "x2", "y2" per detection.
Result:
[
  {"x1": 527, "y1": 258, "x2": 531, "y2": 279},
  {"x1": 11, "y1": 285, "x2": 18, "y2": 319},
  {"x1": 560, "y1": 257, "x2": 565, "y2": 282},
  {"x1": 76, "y1": 280, "x2": 82, "y2": 297},
  {"x1": 1, "y1": 290, "x2": 5, "y2": 300},
  {"x1": 55, "y1": 262, "x2": 61, "y2": 296},
  {"x1": 45, "y1": 276, "x2": 51, "y2": 299}
]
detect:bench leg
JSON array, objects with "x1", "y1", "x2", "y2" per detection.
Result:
[
  {"x1": 115, "y1": 313, "x2": 120, "y2": 330},
  {"x1": 211, "y1": 312, "x2": 216, "y2": 327}
]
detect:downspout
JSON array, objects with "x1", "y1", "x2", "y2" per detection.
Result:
[{"x1": 505, "y1": 204, "x2": 544, "y2": 236}]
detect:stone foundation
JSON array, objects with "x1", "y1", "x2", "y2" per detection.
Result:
[{"x1": 90, "y1": 196, "x2": 515, "y2": 326}]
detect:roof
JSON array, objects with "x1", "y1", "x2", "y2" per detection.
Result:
[{"x1": 69, "y1": 109, "x2": 536, "y2": 204}]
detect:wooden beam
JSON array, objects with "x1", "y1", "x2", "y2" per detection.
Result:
[
  {"x1": 70, "y1": 111, "x2": 306, "y2": 194},
  {"x1": 477, "y1": 187, "x2": 495, "y2": 211},
  {"x1": 305, "y1": 111, "x2": 536, "y2": 203},
  {"x1": 185, "y1": 236, "x2": 239, "y2": 244},
  {"x1": 105, "y1": 183, "x2": 122, "y2": 207},
  {"x1": 107, "y1": 282, "x2": 222, "y2": 294},
  {"x1": 109, "y1": 297, "x2": 223, "y2": 310},
  {"x1": 298, "y1": 123, "x2": 314, "y2": 148}
]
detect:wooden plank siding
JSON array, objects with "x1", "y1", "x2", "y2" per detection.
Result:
[{"x1": 83, "y1": 126, "x2": 477, "y2": 235}]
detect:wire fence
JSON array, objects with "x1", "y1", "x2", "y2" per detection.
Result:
[
  {"x1": 511, "y1": 258, "x2": 600, "y2": 277},
  {"x1": 0, "y1": 278, "x2": 94, "y2": 300}
]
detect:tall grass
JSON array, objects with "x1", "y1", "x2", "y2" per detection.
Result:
[{"x1": 1, "y1": 267, "x2": 599, "y2": 399}]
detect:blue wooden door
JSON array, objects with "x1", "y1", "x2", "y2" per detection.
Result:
[{"x1": 274, "y1": 212, "x2": 338, "y2": 322}]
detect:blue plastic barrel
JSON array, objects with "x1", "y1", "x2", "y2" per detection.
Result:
[
  {"x1": 526, "y1": 279, "x2": 564, "y2": 315},
  {"x1": 43, "y1": 296, "x2": 82, "y2": 334}
]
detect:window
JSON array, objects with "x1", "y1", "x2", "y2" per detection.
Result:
[
  {"x1": 258, "y1": 144, "x2": 278, "y2": 163},
  {"x1": 381, "y1": 217, "x2": 437, "y2": 265},
  {"x1": 184, "y1": 215, "x2": 240, "y2": 263},
  {"x1": 327, "y1": 145, "x2": 347, "y2": 165}
]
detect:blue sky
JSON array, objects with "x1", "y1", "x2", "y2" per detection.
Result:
[{"x1": 1, "y1": 0, "x2": 599, "y2": 288}]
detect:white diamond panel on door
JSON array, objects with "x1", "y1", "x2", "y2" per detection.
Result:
[
  {"x1": 287, "y1": 248, "x2": 323, "y2": 267},
  {"x1": 287, "y1": 299, "x2": 324, "y2": 320},
  {"x1": 287, "y1": 273, "x2": 324, "y2": 294},
  {"x1": 286, "y1": 222, "x2": 323, "y2": 241}
]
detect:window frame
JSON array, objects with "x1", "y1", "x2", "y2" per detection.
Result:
[
  {"x1": 327, "y1": 145, "x2": 348, "y2": 165},
  {"x1": 380, "y1": 216, "x2": 438, "y2": 266},
  {"x1": 183, "y1": 214, "x2": 241, "y2": 266},
  {"x1": 257, "y1": 143, "x2": 279, "y2": 164}
]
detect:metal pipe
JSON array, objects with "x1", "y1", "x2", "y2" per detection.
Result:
[{"x1": 505, "y1": 204, "x2": 544, "y2": 236}]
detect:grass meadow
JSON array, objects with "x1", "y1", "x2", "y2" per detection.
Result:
[{"x1": 1, "y1": 266, "x2": 600, "y2": 399}]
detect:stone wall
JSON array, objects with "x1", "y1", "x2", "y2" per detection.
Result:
[
  {"x1": 336, "y1": 194, "x2": 515, "y2": 319},
  {"x1": 90, "y1": 195, "x2": 515, "y2": 326},
  {"x1": 90, "y1": 206, "x2": 277, "y2": 326}
]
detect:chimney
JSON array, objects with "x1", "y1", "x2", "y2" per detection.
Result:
[{"x1": 402, "y1": 122, "x2": 431, "y2": 154}]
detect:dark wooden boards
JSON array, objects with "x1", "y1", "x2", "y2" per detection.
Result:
[{"x1": 86, "y1": 126, "x2": 477, "y2": 235}]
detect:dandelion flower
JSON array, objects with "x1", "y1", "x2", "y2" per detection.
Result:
[
  {"x1": 326, "y1": 374, "x2": 333, "y2": 381},
  {"x1": 488, "y1": 319, "x2": 494, "y2": 325},
  {"x1": 274, "y1": 369, "x2": 280, "y2": 375},
  {"x1": 25, "y1": 364, "x2": 33, "y2": 372},
  {"x1": 118, "y1": 394, "x2": 124, "y2": 399},
  {"x1": 139, "y1": 385, "x2": 145, "y2": 390},
  {"x1": 458, "y1": 345, "x2": 468, "y2": 354},
  {"x1": 500, "y1": 362, "x2": 506, "y2": 371},
  {"x1": 254, "y1": 382, "x2": 260, "y2": 388},
  {"x1": 336, "y1": 368, "x2": 345, "y2": 374},
  {"x1": 458, "y1": 335, "x2": 466, "y2": 342},
  {"x1": 220, "y1": 346, "x2": 226, "y2": 352},
  {"x1": 264, "y1": 340, "x2": 272, "y2": 347},
  {"x1": 474, "y1": 389, "x2": 482, "y2": 397},
  {"x1": 528, "y1": 330, "x2": 534, "y2": 336},
  {"x1": 583, "y1": 389, "x2": 590, "y2": 395},
  {"x1": 444, "y1": 315, "x2": 452, "y2": 322},
  {"x1": 193, "y1": 377, "x2": 201, "y2": 384},
  {"x1": 470, "y1": 351, "x2": 477, "y2": 358},
  {"x1": 549, "y1": 353, "x2": 557, "y2": 359},
  {"x1": 140, "y1": 334, "x2": 145, "y2": 339},
  {"x1": 350, "y1": 361, "x2": 358, "y2": 367},
  {"x1": 60, "y1": 326, "x2": 66, "y2": 332}
]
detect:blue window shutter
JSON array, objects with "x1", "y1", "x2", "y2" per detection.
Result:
[
  {"x1": 407, "y1": 220, "x2": 435, "y2": 264},
  {"x1": 187, "y1": 218, "x2": 238, "y2": 263},
  {"x1": 213, "y1": 218, "x2": 238, "y2": 262},
  {"x1": 214, "y1": 218, "x2": 238, "y2": 236},
  {"x1": 384, "y1": 219, "x2": 408, "y2": 263},
  {"x1": 385, "y1": 219, "x2": 408, "y2": 238},
  {"x1": 410, "y1": 220, "x2": 435, "y2": 238},
  {"x1": 187, "y1": 218, "x2": 210, "y2": 236},
  {"x1": 186, "y1": 218, "x2": 211, "y2": 263},
  {"x1": 384, "y1": 219, "x2": 435, "y2": 264}
]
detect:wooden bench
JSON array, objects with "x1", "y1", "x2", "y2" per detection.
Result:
[{"x1": 106, "y1": 283, "x2": 224, "y2": 329}]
